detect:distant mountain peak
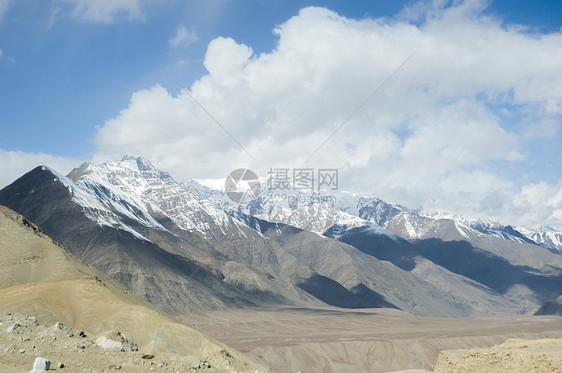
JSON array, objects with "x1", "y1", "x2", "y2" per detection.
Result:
[
  {"x1": 66, "y1": 162, "x2": 93, "y2": 180},
  {"x1": 118, "y1": 155, "x2": 158, "y2": 172},
  {"x1": 67, "y1": 156, "x2": 173, "y2": 185}
]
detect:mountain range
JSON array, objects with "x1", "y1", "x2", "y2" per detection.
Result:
[{"x1": 0, "y1": 156, "x2": 560, "y2": 321}]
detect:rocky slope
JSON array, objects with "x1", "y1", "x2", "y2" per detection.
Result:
[
  {"x1": 434, "y1": 338, "x2": 562, "y2": 372},
  {"x1": 534, "y1": 296, "x2": 562, "y2": 316},
  {"x1": 0, "y1": 204, "x2": 271, "y2": 372},
  {"x1": 0, "y1": 312, "x2": 236, "y2": 373}
]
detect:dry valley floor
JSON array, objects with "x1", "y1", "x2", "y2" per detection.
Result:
[{"x1": 190, "y1": 307, "x2": 562, "y2": 372}]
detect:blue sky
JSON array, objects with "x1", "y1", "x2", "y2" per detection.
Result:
[
  {"x1": 1, "y1": 0, "x2": 562, "y2": 229},
  {"x1": 1, "y1": 0, "x2": 404, "y2": 158}
]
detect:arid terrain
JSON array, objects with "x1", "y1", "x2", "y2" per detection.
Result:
[
  {"x1": 434, "y1": 338, "x2": 562, "y2": 372},
  {"x1": 0, "y1": 311, "x2": 248, "y2": 373},
  {"x1": 1, "y1": 202, "x2": 562, "y2": 372},
  {"x1": 190, "y1": 307, "x2": 562, "y2": 372},
  {"x1": 0, "y1": 205, "x2": 270, "y2": 372}
]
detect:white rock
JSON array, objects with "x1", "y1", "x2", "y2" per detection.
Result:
[
  {"x1": 31, "y1": 357, "x2": 51, "y2": 372},
  {"x1": 6, "y1": 323, "x2": 20, "y2": 333},
  {"x1": 95, "y1": 336, "x2": 123, "y2": 350},
  {"x1": 95, "y1": 331, "x2": 138, "y2": 352}
]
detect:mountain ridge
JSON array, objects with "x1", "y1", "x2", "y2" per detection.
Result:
[
  {"x1": 190, "y1": 174, "x2": 562, "y2": 252},
  {"x1": 0, "y1": 156, "x2": 560, "y2": 319}
]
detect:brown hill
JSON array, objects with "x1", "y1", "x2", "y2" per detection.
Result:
[{"x1": 0, "y1": 205, "x2": 271, "y2": 372}]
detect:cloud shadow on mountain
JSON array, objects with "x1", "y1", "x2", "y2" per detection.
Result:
[
  {"x1": 414, "y1": 238, "x2": 562, "y2": 300},
  {"x1": 297, "y1": 273, "x2": 397, "y2": 309}
]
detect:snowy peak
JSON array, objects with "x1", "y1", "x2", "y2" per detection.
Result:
[
  {"x1": 68, "y1": 156, "x2": 173, "y2": 191},
  {"x1": 65, "y1": 156, "x2": 261, "y2": 240},
  {"x1": 121, "y1": 155, "x2": 159, "y2": 172},
  {"x1": 257, "y1": 202, "x2": 366, "y2": 234},
  {"x1": 45, "y1": 156, "x2": 562, "y2": 253},
  {"x1": 13, "y1": 166, "x2": 157, "y2": 241},
  {"x1": 191, "y1": 174, "x2": 560, "y2": 251},
  {"x1": 69, "y1": 156, "x2": 164, "y2": 179},
  {"x1": 353, "y1": 196, "x2": 411, "y2": 227},
  {"x1": 419, "y1": 211, "x2": 547, "y2": 247},
  {"x1": 517, "y1": 226, "x2": 562, "y2": 252},
  {"x1": 190, "y1": 178, "x2": 226, "y2": 192}
]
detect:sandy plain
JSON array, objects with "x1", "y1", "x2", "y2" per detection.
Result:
[{"x1": 189, "y1": 306, "x2": 562, "y2": 372}]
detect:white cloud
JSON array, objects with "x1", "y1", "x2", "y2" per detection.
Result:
[
  {"x1": 0, "y1": 48, "x2": 3, "y2": 58},
  {"x1": 470, "y1": 179, "x2": 562, "y2": 228},
  {"x1": 93, "y1": 1, "x2": 562, "y2": 228},
  {"x1": 515, "y1": 181, "x2": 562, "y2": 226},
  {"x1": 63, "y1": 0, "x2": 144, "y2": 24},
  {"x1": 0, "y1": 0, "x2": 10, "y2": 24},
  {"x1": 0, "y1": 150, "x2": 81, "y2": 189},
  {"x1": 169, "y1": 24, "x2": 198, "y2": 48}
]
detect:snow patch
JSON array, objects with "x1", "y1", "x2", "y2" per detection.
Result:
[{"x1": 191, "y1": 178, "x2": 226, "y2": 191}]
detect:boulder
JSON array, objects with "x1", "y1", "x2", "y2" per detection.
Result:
[
  {"x1": 6, "y1": 323, "x2": 21, "y2": 333},
  {"x1": 31, "y1": 357, "x2": 51, "y2": 372},
  {"x1": 95, "y1": 331, "x2": 138, "y2": 352}
]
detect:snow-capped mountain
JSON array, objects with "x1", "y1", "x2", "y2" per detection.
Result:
[
  {"x1": 1, "y1": 155, "x2": 561, "y2": 318},
  {"x1": 190, "y1": 175, "x2": 562, "y2": 254},
  {"x1": 67, "y1": 156, "x2": 259, "y2": 239},
  {"x1": 189, "y1": 179, "x2": 365, "y2": 233},
  {"x1": 516, "y1": 225, "x2": 562, "y2": 253},
  {"x1": 46, "y1": 164, "x2": 164, "y2": 241},
  {"x1": 420, "y1": 210, "x2": 561, "y2": 252},
  {"x1": 190, "y1": 172, "x2": 562, "y2": 312},
  {"x1": 336, "y1": 195, "x2": 411, "y2": 227},
  {"x1": 189, "y1": 179, "x2": 407, "y2": 237},
  {"x1": 0, "y1": 159, "x2": 331, "y2": 317}
]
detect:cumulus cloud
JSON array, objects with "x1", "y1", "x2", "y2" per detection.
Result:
[
  {"x1": 169, "y1": 24, "x2": 198, "y2": 48},
  {"x1": 516, "y1": 180, "x2": 562, "y2": 224},
  {"x1": 62, "y1": 0, "x2": 144, "y2": 23},
  {"x1": 468, "y1": 179, "x2": 562, "y2": 229},
  {"x1": 0, "y1": 150, "x2": 81, "y2": 189},
  {"x1": 93, "y1": 1, "x2": 562, "y2": 228}
]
